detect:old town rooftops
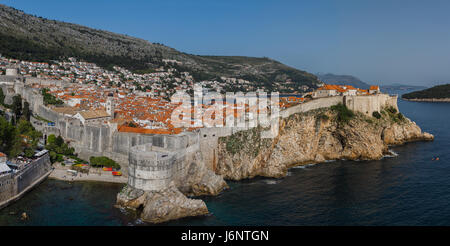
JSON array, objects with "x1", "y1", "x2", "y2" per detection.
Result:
[
  {"x1": 318, "y1": 84, "x2": 380, "y2": 93},
  {"x1": 78, "y1": 110, "x2": 110, "y2": 119},
  {"x1": 317, "y1": 84, "x2": 357, "y2": 91},
  {"x1": 51, "y1": 106, "x2": 79, "y2": 115}
]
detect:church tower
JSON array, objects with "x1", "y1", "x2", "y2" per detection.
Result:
[{"x1": 106, "y1": 96, "x2": 115, "y2": 118}]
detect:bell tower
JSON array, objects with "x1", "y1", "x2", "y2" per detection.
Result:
[{"x1": 106, "y1": 96, "x2": 115, "y2": 118}]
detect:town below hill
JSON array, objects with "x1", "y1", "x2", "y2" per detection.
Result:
[{"x1": 0, "y1": 4, "x2": 320, "y2": 93}]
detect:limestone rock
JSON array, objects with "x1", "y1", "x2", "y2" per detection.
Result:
[
  {"x1": 116, "y1": 185, "x2": 146, "y2": 209},
  {"x1": 382, "y1": 119, "x2": 434, "y2": 145},
  {"x1": 21, "y1": 212, "x2": 28, "y2": 220},
  {"x1": 116, "y1": 149, "x2": 227, "y2": 224},
  {"x1": 217, "y1": 108, "x2": 434, "y2": 181},
  {"x1": 176, "y1": 152, "x2": 228, "y2": 197},
  {"x1": 117, "y1": 183, "x2": 211, "y2": 224},
  {"x1": 141, "y1": 184, "x2": 209, "y2": 224}
]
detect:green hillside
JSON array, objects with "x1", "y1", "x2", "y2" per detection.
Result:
[
  {"x1": 0, "y1": 4, "x2": 320, "y2": 88},
  {"x1": 402, "y1": 84, "x2": 450, "y2": 99}
]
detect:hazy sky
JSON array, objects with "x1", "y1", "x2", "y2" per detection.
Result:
[{"x1": 2, "y1": 0, "x2": 450, "y2": 85}]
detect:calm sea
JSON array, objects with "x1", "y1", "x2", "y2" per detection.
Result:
[{"x1": 1, "y1": 89, "x2": 449, "y2": 226}]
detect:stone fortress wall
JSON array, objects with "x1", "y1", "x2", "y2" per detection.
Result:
[
  {"x1": 198, "y1": 93, "x2": 398, "y2": 171},
  {"x1": 128, "y1": 132, "x2": 200, "y2": 191},
  {"x1": 0, "y1": 153, "x2": 52, "y2": 209},
  {"x1": 7, "y1": 79, "x2": 398, "y2": 192}
]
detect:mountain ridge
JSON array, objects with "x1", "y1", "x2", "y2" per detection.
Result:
[
  {"x1": 317, "y1": 73, "x2": 371, "y2": 89},
  {"x1": 0, "y1": 4, "x2": 319, "y2": 89}
]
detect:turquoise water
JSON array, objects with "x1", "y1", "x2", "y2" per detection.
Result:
[
  {"x1": 0, "y1": 180, "x2": 128, "y2": 226},
  {"x1": 1, "y1": 89, "x2": 448, "y2": 226}
]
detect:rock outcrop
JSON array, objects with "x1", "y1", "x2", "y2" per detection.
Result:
[
  {"x1": 117, "y1": 183, "x2": 209, "y2": 224},
  {"x1": 216, "y1": 107, "x2": 434, "y2": 180},
  {"x1": 116, "y1": 151, "x2": 227, "y2": 224}
]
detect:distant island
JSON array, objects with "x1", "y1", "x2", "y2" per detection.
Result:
[
  {"x1": 380, "y1": 84, "x2": 427, "y2": 91},
  {"x1": 317, "y1": 73, "x2": 370, "y2": 89},
  {"x1": 402, "y1": 84, "x2": 450, "y2": 102}
]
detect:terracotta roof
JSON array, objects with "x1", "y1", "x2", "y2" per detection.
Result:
[
  {"x1": 318, "y1": 84, "x2": 341, "y2": 91},
  {"x1": 79, "y1": 110, "x2": 110, "y2": 120},
  {"x1": 118, "y1": 125, "x2": 182, "y2": 135},
  {"x1": 51, "y1": 106, "x2": 79, "y2": 115}
]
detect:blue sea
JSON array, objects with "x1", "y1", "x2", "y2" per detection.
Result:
[{"x1": 0, "y1": 89, "x2": 448, "y2": 226}]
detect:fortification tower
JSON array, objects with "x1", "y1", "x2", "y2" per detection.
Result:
[{"x1": 106, "y1": 96, "x2": 115, "y2": 118}]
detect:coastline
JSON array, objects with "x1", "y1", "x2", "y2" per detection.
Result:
[
  {"x1": 48, "y1": 166, "x2": 127, "y2": 184},
  {"x1": 0, "y1": 169, "x2": 53, "y2": 210},
  {"x1": 403, "y1": 98, "x2": 450, "y2": 102}
]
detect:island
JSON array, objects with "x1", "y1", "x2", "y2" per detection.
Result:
[{"x1": 402, "y1": 84, "x2": 450, "y2": 102}]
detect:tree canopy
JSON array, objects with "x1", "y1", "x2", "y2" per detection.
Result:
[
  {"x1": 45, "y1": 134, "x2": 75, "y2": 163},
  {"x1": 89, "y1": 156, "x2": 120, "y2": 169},
  {"x1": 41, "y1": 88, "x2": 64, "y2": 106},
  {"x1": 0, "y1": 117, "x2": 42, "y2": 158}
]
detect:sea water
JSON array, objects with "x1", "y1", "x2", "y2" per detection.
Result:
[{"x1": 1, "y1": 89, "x2": 449, "y2": 226}]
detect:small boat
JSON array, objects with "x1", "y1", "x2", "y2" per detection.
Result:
[{"x1": 67, "y1": 169, "x2": 78, "y2": 176}]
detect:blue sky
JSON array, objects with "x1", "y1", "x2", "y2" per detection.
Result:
[{"x1": 2, "y1": 0, "x2": 450, "y2": 85}]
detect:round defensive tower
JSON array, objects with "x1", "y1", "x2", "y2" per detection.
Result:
[{"x1": 128, "y1": 143, "x2": 180, "y2": 191}]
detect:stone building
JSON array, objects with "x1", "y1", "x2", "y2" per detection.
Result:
[{"x1": 74, "y1": 110, "x2": 111, "y2": 125}]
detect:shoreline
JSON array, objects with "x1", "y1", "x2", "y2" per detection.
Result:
[
  {"x1": 403, "y1": 98, "x2": 450, "y2": 102},
  {"x1": 0, "y1": 169, "x2": 53, "y2": 210},
  {"x1": 49, "y1": 167, "x2": 127, "y2": 184}
]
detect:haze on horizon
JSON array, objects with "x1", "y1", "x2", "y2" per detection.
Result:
[{"x1": 2, "y1": 0, "x2": 450, "y2": 86}]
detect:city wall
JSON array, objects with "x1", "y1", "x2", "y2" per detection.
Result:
[
  {"x1": 0, "y1": 153, "x2": 52, "y2": 209},
  {"x1": 128, "y1": 132, "x2": 200, "y2": 191},
  {"x1": 12, "y1": 81, "x2": 398, "y2": 192}
]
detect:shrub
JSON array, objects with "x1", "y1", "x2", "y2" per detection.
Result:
[
  {"x1": 89, "y1": 156, "x2": 120, "y2": 170},
  {"x1": 317, "y1": 112, "x2": 329, "y2": 121},
  {"x1": 41, "y1": 88, "x2": 64, "y2": 106},
  {"x1": 331, "y1": 103, "x2": 354, "y2": 123},
  {"x1": 386, "y1": 106, "x2": 397, "y2": 114},
  {"x1": 46, "y1": 134, "x2": 75, "y2": 157},
  {"x1": 372, "y1": 111, "x2": 382, "y2": 119},
  {"x1": 225, "y1": 133, "x2": 244, "y2": 155}
]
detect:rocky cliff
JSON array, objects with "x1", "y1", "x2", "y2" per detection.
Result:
[
  {"x1": 216, "y1": 105, "x2": 434, "y2": 180},
  {"x1": 117, "y1": 104, "x2": 433, "y2": 223}
]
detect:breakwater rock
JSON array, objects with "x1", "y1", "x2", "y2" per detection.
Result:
[
  {"x1": 216, "y1": 107, "x2": 434, "y2": 180},
  {"x1": 117, "y1": 184, "x2": 208, "y2": 223}
]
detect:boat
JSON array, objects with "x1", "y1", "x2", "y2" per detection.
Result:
[{"x1": 67, "y1": 169, "x2": 78, "y2": 176}]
